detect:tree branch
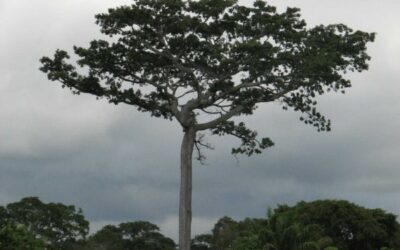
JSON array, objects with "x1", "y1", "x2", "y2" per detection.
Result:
[{"x1": 195, "y1": 105, "x2": 244, "y2": 131}]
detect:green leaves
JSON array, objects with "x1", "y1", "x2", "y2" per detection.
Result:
[
  {"x1": 0, "y1": 198, "x2": 176, "y2": 250},
  {"x1": 3, "y1": 197, "x2": 89, "y2": 250},
  {"x1": 189, "y1": 0, "x2": 237, "y2": 17},
  {"x1": 0, "y1": 223, "x2": 46, "y2": 250},
  {"x1": 212, "y1": 121, "x2": 274, "y2": 156},
  {"x1": 40, "y1": 0, "x2": 374, "y2": 157},
  {"x1": 272, "y1": 200, "x2": 400, "y2": 250},
  {"x1": 88, "y1": 221, "x2": 176, "y2": 250},
  {"x1": 193, "y1": 200, "x2": 400, "y2": 250}
]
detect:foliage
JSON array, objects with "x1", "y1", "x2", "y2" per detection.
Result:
[
  {"x1": 1, "y1": 198, "x2": 175, "y2": 249},
  {"x1": 3, "y1": 197, "x2": 89, "y2": 249},
  {"x1": 192, "y1": 200, "x2": 400, "y2": 250},
  {"x1": 0, "y1": 222, "x2": 45, "y2": 250},
  {"x1": 271, "y1": 200, "x2": 400, "y2": 250},
  {"x1": 212, "y1": 216, "x2": 239, "y2": 249},
  {"x1": 266, "y1": 214, "x2": 335, "y2": 250},
  {"x1": 231, "y1": 218, "x2": 269, "y2": 250},
  {"x1": 192, "y1": 217, "x2": 271, "y2": 250},
  {"x1": 40, "y1": 0, "x2": 375, "y2": 157},
  {"x1": 192, "y1": 234, "x2": 213, "y2": 250},
  {"x1": 1, "y1": 197, "x2": 399, "y2": 249},
  {"x1": 86, "y1": 221, "x2": 176, "y2": 250}
]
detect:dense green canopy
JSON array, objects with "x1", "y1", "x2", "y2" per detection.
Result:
[
  {"x1": 1, "y1": 197, "x2": 89, "y2": 249},
  {"x1": 40, "y1": 0, "x2": 374, "y2": 156},
  {"x1": 0, "y1": 223, "x2": 45, "y2": 250},
  {"x1": 0, "y1": 198, "x2": 176, "y2": 250},
  {"x1": 272, "y1": 200, "x2": 400, "y2": 250},
  {"x1": 2, "y1": 198, "x2": 399, "y2": 249},
  {"x1": 86, "y1": 221, "x2": 176, "y2": 250},
  {"x1": 192, "y1": 200, "x2": 400, "y2": 250}
]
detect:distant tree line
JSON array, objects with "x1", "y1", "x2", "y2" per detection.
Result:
[
  {"x1": 0, "y1": 197, "x2": 399, "y2": 250},
  {"x1": 192, "y1": 200, "x2": 400, "y2": 250}
]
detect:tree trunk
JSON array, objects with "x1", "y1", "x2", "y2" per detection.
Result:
[{"x1": 179, "y1": 126, "x2": 195, "y2": 250}]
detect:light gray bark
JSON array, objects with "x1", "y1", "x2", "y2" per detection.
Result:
[{"x1": 179, "y1": 126, "x2": 195, "y2": 250}]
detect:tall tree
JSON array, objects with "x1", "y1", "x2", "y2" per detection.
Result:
[{"x1": 40, "y1": 0, "x2": 374, "y2": 249}]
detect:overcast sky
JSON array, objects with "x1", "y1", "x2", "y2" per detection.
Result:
[{"x1": 1, "y1": 0, "x2": 400, "y2": 241}]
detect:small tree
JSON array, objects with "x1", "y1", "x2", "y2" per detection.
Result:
[{"x1": 40, "y1": 0, "x2": 374, "y2": 249}]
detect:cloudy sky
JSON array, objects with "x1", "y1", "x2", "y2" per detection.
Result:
[{"x1": 1, "y1": 0, "x2": 400, "y2": 241}]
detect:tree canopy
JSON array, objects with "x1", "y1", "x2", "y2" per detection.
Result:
[
  {"x1": 1, "y1": 197, "x2": 89, "y2": 249},
  {"x1": 0, "y1": 197, "x2": 177, "y2": 250},
  {"x1": 271, "y1": 200, "x2": 400, "y2": 250},
  {"x1": 40, "y1": 0, "x2": 375, "y2": 157},
  {"x1": 192, "y1": 200, "x2": 400, "y2": 250},
  {"x1": 1, "y1": 197, "x2": 399, "y2": 250},
  {"x1": 0, "y1": 223, "x2": 45, "y2": 250},
  {"x1": 86, "y1": 221, "x2": 176, "y2": 250}
]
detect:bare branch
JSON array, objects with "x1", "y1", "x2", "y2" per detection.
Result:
[
  {"x1": 176, "y1": 89, "x2": 197, "y2": 99},
  {"x1": 200, "y1": 108, "x2": 224, "y2": 116},
  {"x1": 194, "y1": 133, "x2": 214, "y2": 164},
  {"x1": 195, "y1": 105, "x2": 244, "y2": 131},
  {"x1": 194, "y1": 141, "x2": 206, "y2": 164}
]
